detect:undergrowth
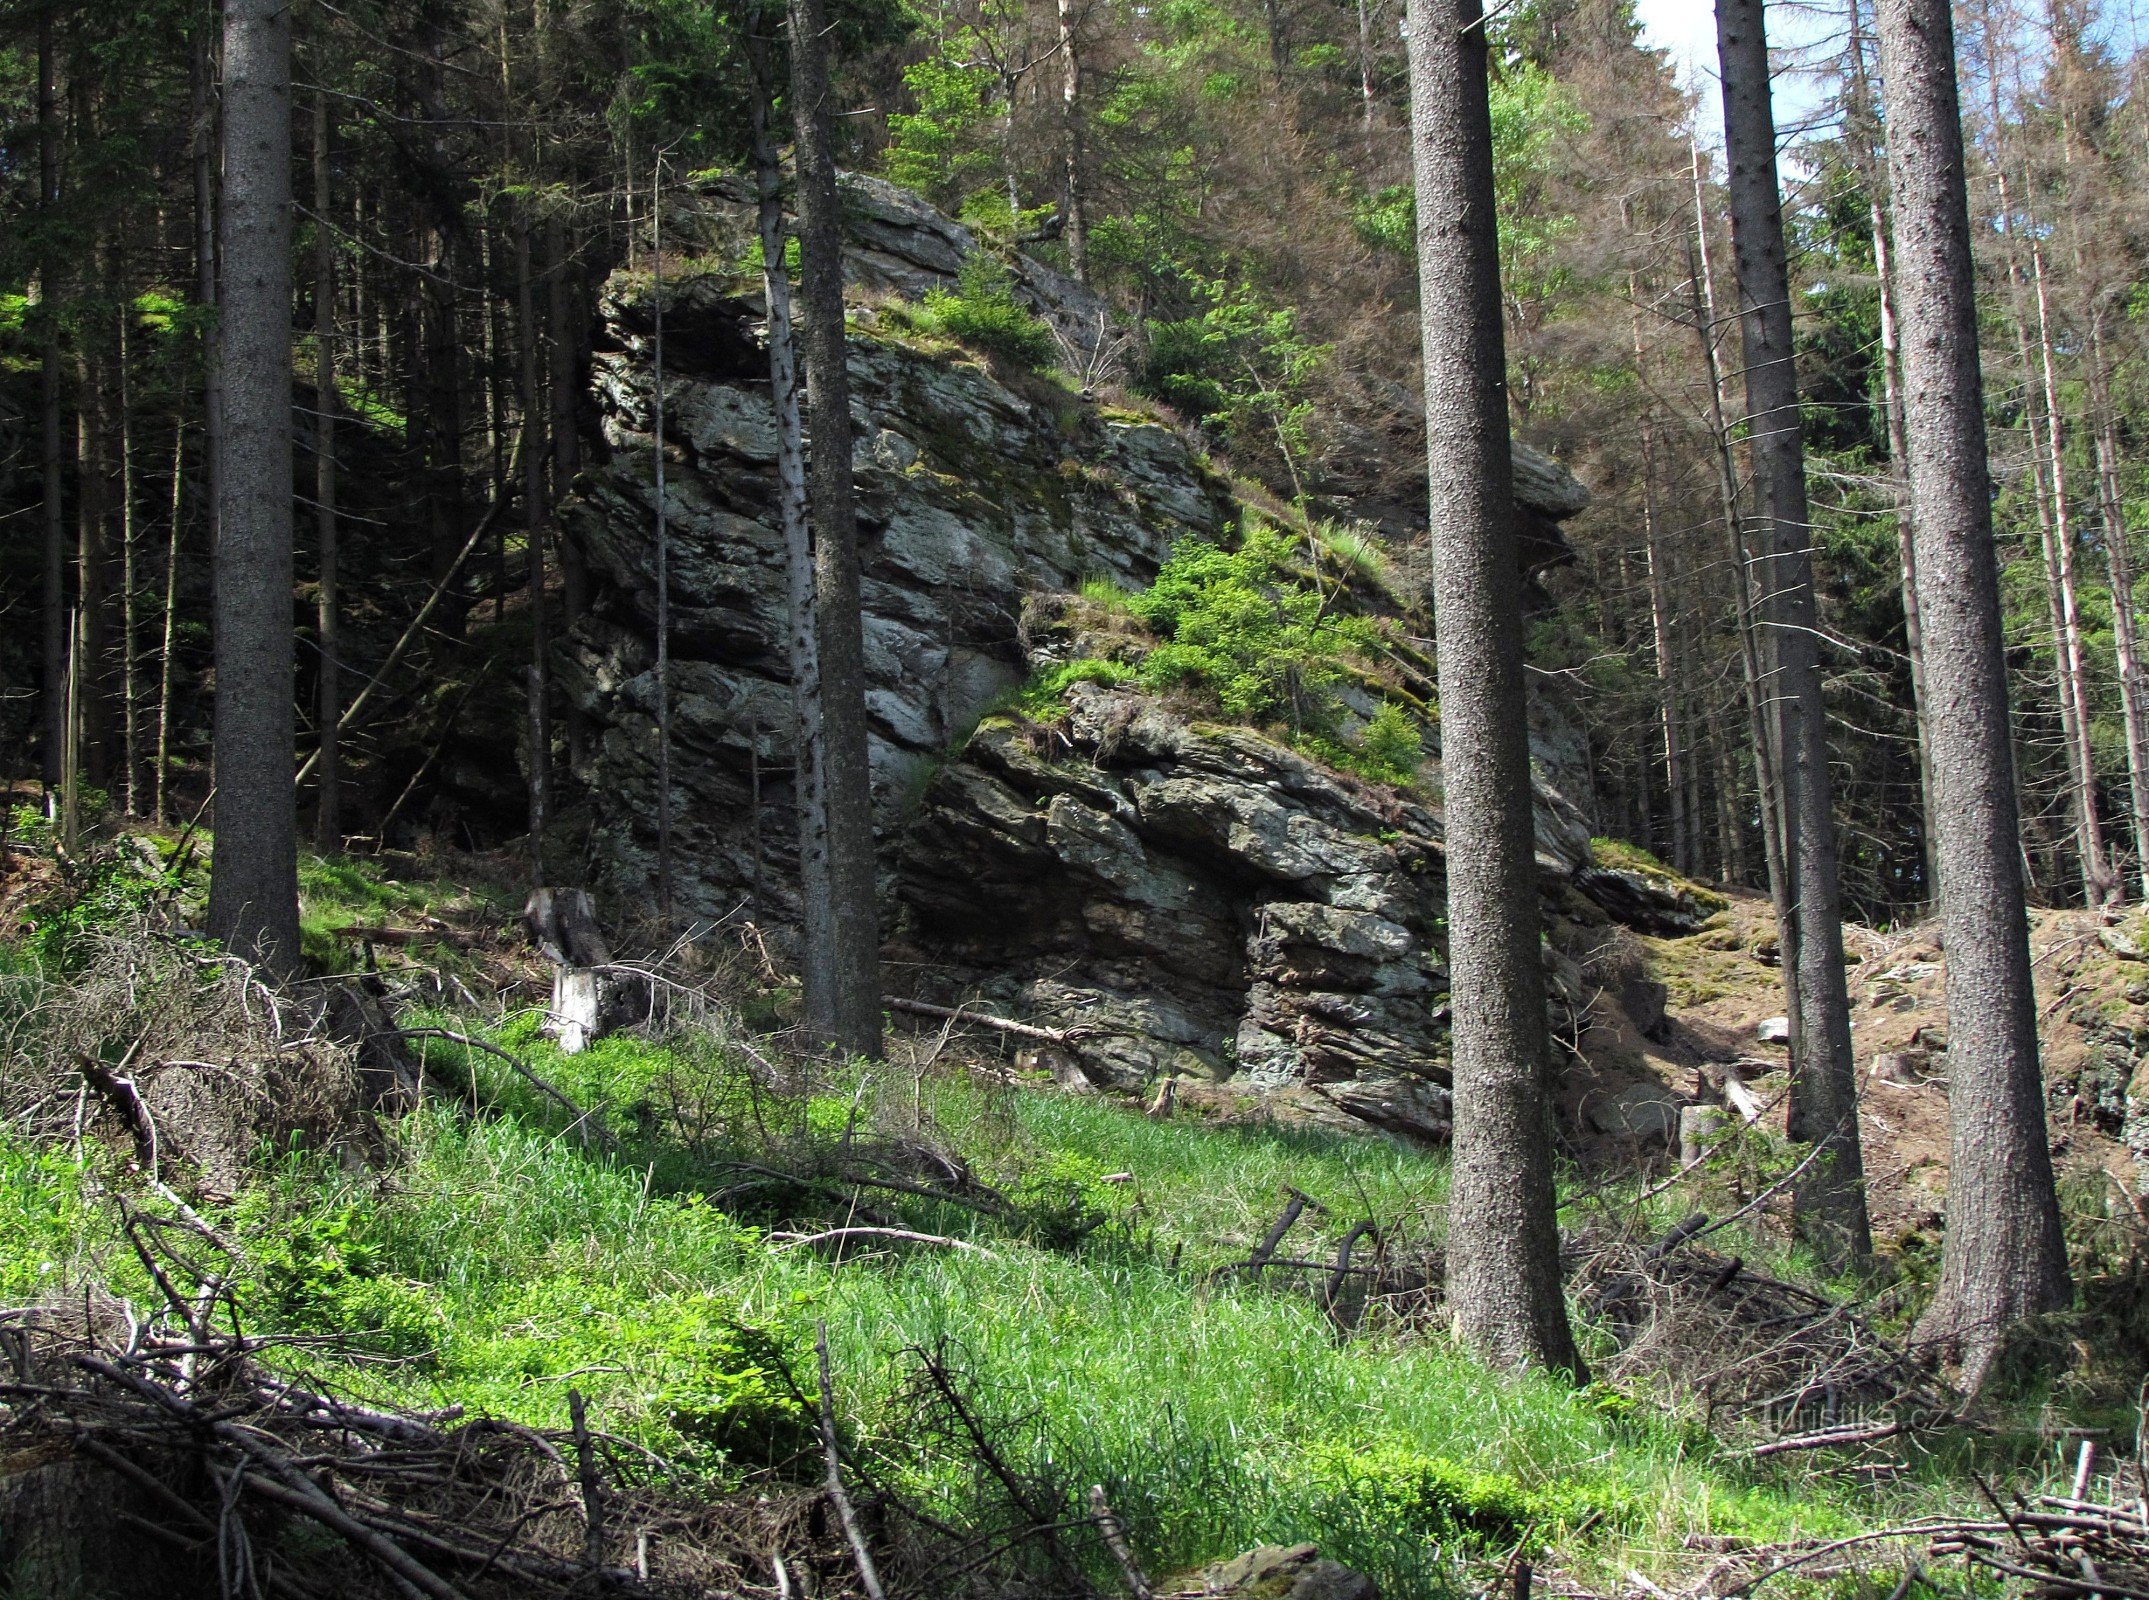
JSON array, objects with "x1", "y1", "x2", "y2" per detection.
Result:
[{"x1": 0, "y1": 848, "x2": 2098, "y2": 1597}]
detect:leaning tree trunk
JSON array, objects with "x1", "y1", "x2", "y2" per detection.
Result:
[
  {"x1": 1876, "y1": 0, "x2": 2071, "y2": 1389},
  {"x1": 206, "y1": 0, "x2": 302, "y2": 975},
  {"x1": 750, "y1": 25, "x2": 836, "y2": 1015},
  {"x1": 1717, "y1": 0, "x2": 1870, "y2": 1265},
  {"x1": 788, "y1": 0, "x2": 885, "y2": 1060},
  {"x1": 1407, "y1": 0, "x2": 1582, "y2": 1380}
]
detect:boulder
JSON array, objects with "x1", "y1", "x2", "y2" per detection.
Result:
[
  {"x1": 1756, "y1": 1016, "x2": 1791, "y2": 1046},
  {"x1": 1183, "y1": 1543, "x2": 1380, "y2": 1600},
  {"x1": 1589, "y1": 1080, "x2": 1684, "y2": 1147}
]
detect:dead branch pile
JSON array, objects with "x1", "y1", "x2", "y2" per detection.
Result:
[
  {"x1": 1571, "y1": 1216, "x2": 1950, "y2": 1445},
  {"x1": 0, "y1": 1307, "x2": 862, "y2": 1600},
  {"x1": 2, "y1": 921, "x2": 382, "y2": 1195},
  {"x1": 1928, "y1": 1459, "x2": 2149, "y2": 1600}
]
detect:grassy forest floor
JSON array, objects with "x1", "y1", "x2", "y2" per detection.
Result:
[{"x1": 4, "y1": 811, "x2": 2148, "y2": 1597}]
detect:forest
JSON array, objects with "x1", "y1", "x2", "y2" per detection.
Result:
[{"x1": 6, "y1": 0, "x2": 2149, "y2": 1594}]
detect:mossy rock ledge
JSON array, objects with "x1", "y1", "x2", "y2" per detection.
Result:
[{"x1": 559, "y1": 175, "x2": 1691, "y2": 1140}]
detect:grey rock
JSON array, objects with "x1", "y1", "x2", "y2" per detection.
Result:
[
  {"x1": 1188, "y1": 1542, "x2": 1381, "y2": 1600},
  {"x1": 559, "y1": 177, "x2": 1673, "y2": 1141},
  {"x1": 1757, "y1": 1016, "x2": 1792, "y2": 1046},
  {"x1": 1590, "y1": 1080, "x2": 1684, "y2": 1146}
]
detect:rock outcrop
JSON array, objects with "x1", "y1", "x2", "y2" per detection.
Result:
[{"x1": 560, "y1": 174, "x2": 1665, "y2": 1139}]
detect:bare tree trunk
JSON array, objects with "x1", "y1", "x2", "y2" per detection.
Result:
[
  {"x1": 651, "y1": 168, "x2": 674, "y2": 919},
  {"x1": 1973, "y1": 0, "x2": 2100, "y2": 905},
  {"x1": 751, "y1": 28, "x2": 836, "y2": 1024},
  {"x1": 1850, "y1": 0, "x2": 1942, "y2": 895},
  {"x1": 1876, "y1": 0, "x2": 2071, "y2": 1389},
  {"x1": 1689, "y1": 153, "x2": 1788, "y2": 905},
  {"x1": 206, "y1": 0, "x2": 301, "y2": 975},
  {"x1": 1357, "y1": 0, "x2": 1378, "y2": 137},
  {"x1": 39, "y1": 12, "x2": 65, "y2": 794},
  {"x1": 1717, "y1": 0, "x2": 1869, "y2": 1264},
  {"x1": 789, "y1": 0, "x2": 885, "y2": 1059},
  {"x1": 2030, "y1": 236, "x2": 2111, "y2": 902},
  {"x1": 2084, "y1": 313, "x2": 2149, "y2": 898},
  {"x1": 155, "y1": 421, "x2": 182, "y2": 824},
  {"x1": 1057, "y1": 0, "x2": 1087, "y2": 281},
  {"x1": 118, "y1": 252, "x2": 140, "y2": 817},
  {"x1": 1408, "y1": 0, "x2": 1581, "y2": 1380},
  {"x1": 314, "y1": 88, "x2": 341, "y2": 849},
  {"x1": 1872, "y1": 205, "x2": 1942, "y2": 894},
  {"x1": 1629, "y1": 282, "x2": 1688, "y2": 876},
  {"x1": 517, "y1": 212, "x2": 549, "y2": 885}
]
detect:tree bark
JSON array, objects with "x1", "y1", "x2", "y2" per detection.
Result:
[
  {"x1": 1716, "y1": 0, "x2": 1870, "y2": 1264},
  {"x1": 1875, "y1": 0, "x2": 2071, "y2": 1388},
  {"x1": 651, "y1": 170, "x2": 674, "y2": 918},
  {"x1": 2029, "y1": 235, "x2": 2111, "y2": 903},
  {"x1": 314, "y1": 88, "x2": 341, "y2": 848},
  {"x1": 751, "y1": 28, "x2": 836, "y2": 1027},
  {"x1": 118, "y1": 246, "x2": 140, "y2": 817},
  {"x1": 1689, "y1": 151, "x2": 1790, "y2": 917},
  {"x1": 2084, "y1": 312, "x2": 2149, "y2": 898},
  {"x1": 516, "y1": 212, "x2": 549, "y2": 885},
  {"x1": 788, "y1": 0, "x2": 885, "y2": 1060},
  {"x1": 1849, "y1": 0, "x2": 1941, "y2": 896},
  {"x1": 38, "y1": 10, "x2": 64, "y2": 794},
  {"x1": 1407, "y1": 0, "x2": 1581, "y2": 1380},
  {"x1": 1057, "y1": 0, "x2": 1087, "y2": 281},
  {"x1": 206, "y1": 0, "x2": 302, "y2": 975}
]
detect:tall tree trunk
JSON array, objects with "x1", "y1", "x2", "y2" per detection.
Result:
[
  {"x1": 1629, "y1": 281, "x2": 1688, "y2": 876},
  {"x1": 38, "y1": 12, "x2": 65, "y2": 794},
  {"x1": 650, "y1": 172, "x2": 674, "y2": 918},
  {"x1": 155, "y1": 421, "x2": 183, "y2": 824},
  {"x1": 1849, "y1": 0, "x2": 1941, "y2": 895},
  {"x1": 789, "y1": 0, "x2": 885, "y2": 1059},
  {"x1": 2029, "y1": 236, "x2": 2111, "y2": 902},
  {"x1": 1690, "y1": 151, "x2": 1789, "y2": 915},
  {"x1": 517, "y1": 212, "x2": 549, "y2": 884},
  {"x1": 118, "y1": 253, "x2": 140, "y2": 817},
  {"x1": 76, "y1": 287, "x2": 113, "y2": 793},
  {"x1": 206, "y1": 0, "x2": 301, "y2": 975},
  {"x1": 1872, "y1": 204, "x2": 1942, "y2": 895},
  {"x1": 2084, "y1": 312, "x2": 2149, "y2": 898},
  {"x1": 1875, "y1": 0, "x2": 2071, "y2": 1389},
  {"x1": 548, "y1": 215, "x2": 591, "y2": 770},
  {"x1": 1407, "y1": 0, "x2": 1581, "y2": 1380},
  {"x1": 314, "y1": 88, "x2": 341, "y2": 848},
  {"x1": 1717, "y1": 0, "x2": 1870, "y2": 1263},
  {"x1": 751, "y1": 27, "x2": 836, "y2": 1026},
  {"x1": 1057, "y1": 0, "x2": 1088, "y2": 281}
]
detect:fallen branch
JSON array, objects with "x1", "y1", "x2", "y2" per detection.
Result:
[
  {"x1": 1746, "y1": 1419, "x2": 1908, "y2": 1458},
  {"x1": 888, "y1": 997, "x2": 1070, "y2": 1044},
  {"x1": 773, "y1": 1227, "x2": 999, "y2": 1258},
  {"x1": 816, "y1": 1322, "x2": 887, "y2": 1600}
]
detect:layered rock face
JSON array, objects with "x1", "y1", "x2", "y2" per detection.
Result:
[{"x1": 561, "y1": 176, "x2": 1640, "y2": 1138}]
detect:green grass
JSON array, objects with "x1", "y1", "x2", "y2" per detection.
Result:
[
  {"x1": 295, "y1": 852, "x2": 518, "y2": 972},
  {"x1": 0, "y1": 851, "x2": 2026, "y2": 1596}
]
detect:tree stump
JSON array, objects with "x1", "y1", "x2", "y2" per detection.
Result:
[{"x1": 523, "y1": 888, "x2": 651, "y2": 1054}]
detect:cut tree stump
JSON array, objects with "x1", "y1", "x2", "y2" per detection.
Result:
[{"x1": 524, "y1": 889, "x2": 650, "y2": 1054}]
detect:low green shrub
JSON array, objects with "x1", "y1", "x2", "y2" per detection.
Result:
[
  {"x1": 1130, "y1": 526, "x2": 1379, "y2": 728},
  {"x1": 1014, "y1": 656, "x2": 1137, "y2": 717},
  {"x1": 918, "y1": 254, "x2": 1058, "y2": 369}
]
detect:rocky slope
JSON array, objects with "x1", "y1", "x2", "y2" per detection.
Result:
[{"x1": 559, "y1": 176, "x2": 1686, "y2": 1138}]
